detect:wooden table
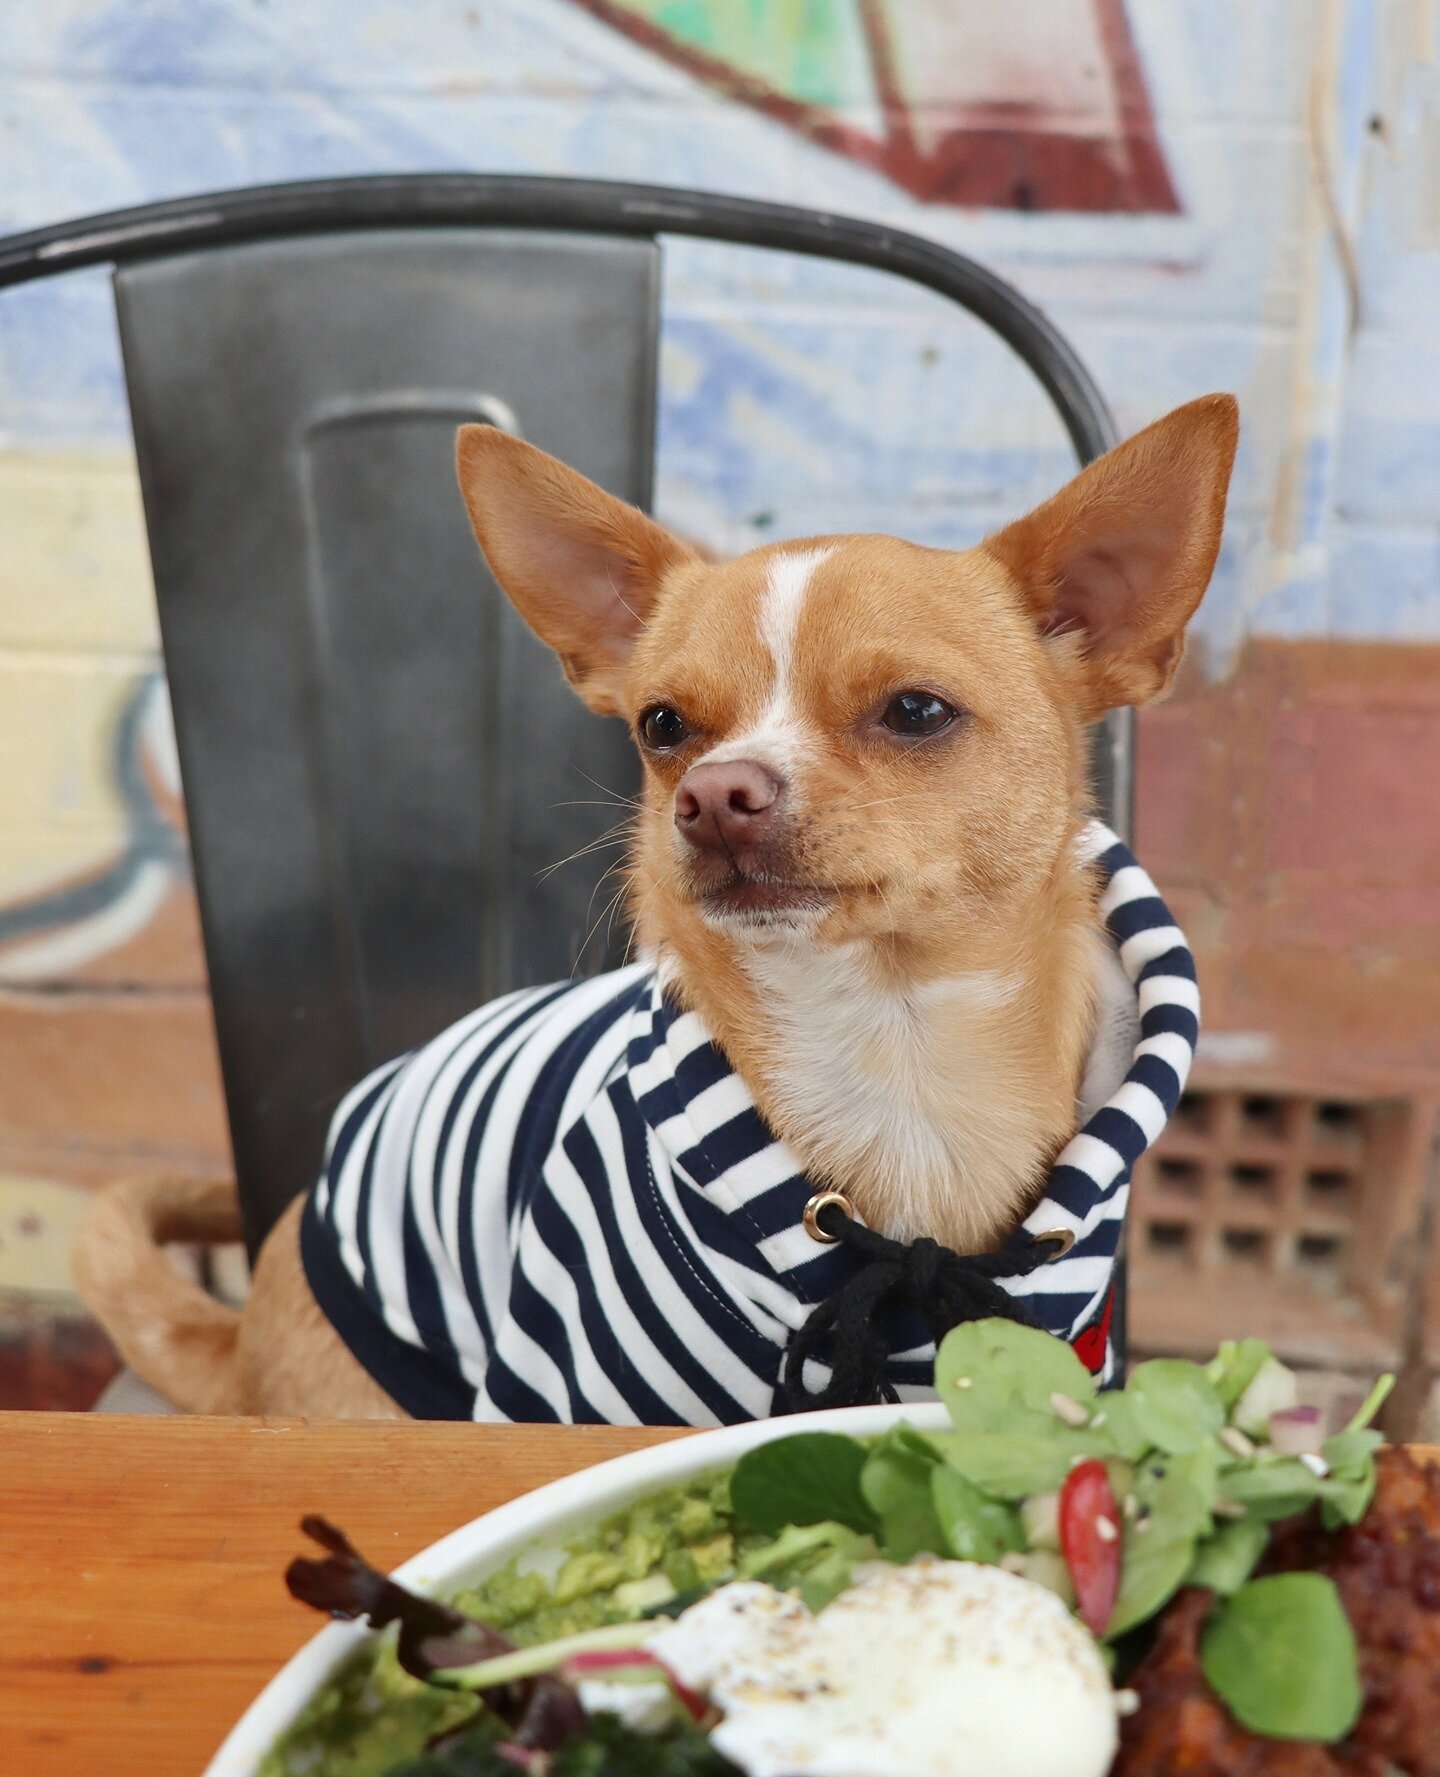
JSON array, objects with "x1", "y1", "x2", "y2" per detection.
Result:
[{"x1": 0, "y1": 1411, "x2": 688, "y2": 1777}]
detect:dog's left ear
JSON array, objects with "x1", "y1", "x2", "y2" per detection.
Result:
[
  {"x1": 985, "y1": 394, "x2": 1238, "y2": 716},
  {"x1": 456, "y1": 427, "x2": 696, "y2": 716}
]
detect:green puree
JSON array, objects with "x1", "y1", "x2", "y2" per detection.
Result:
[{"x1": 262, "y1": 1473, "x2": 738, "y2": 1777}]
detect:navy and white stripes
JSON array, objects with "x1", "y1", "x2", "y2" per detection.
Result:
[
  {"x1": 300, "y1": 820, "x2": 1197, "y2": 1420},
  {"x1": 999, "y1": 824, "x2": 1199, "y2": 1380}
]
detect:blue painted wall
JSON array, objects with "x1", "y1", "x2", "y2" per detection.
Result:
[{"x1": 2, "y1": 0, "x2": 1437, "y2": 661}]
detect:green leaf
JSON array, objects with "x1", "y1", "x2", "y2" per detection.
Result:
[
  {"x1": 795, "y1": 1546, "x2": 867, "y2": 1613},
  {"x1": 1186, "y1": 1518, "x2": 1268, "y2": 1596},
  {"x1": 1343, "y1": 1373, "x2": 1395, "y2": 1435},
  {"x1": 1094, "y1": 1392, "x2": 1150, "y2": 1462},
  {"x1": 1134, "y1": 1457, "x2": 1213, "y2": 1545},
  {"x1": 738, "y1": 1520, "x2": 877, "y2": 1611},
  {"x1": 934, "y1": 1427, "x2": 1102, "y2": 1499},
  {"x1": 1127, "y1": 1359, "x2": 1226, "y2": 1454},
  {"x1": 1106, "y1": 1531, "x2": 1195, "y2": 1639},
  {"x1": 1200, "y1": 1574, "x2": 1361, "y2": 1742},
  {"x1": 739, "y1": 1519, "x2": 855, "y2": 1578},
  {"x1": 936, "y1": 1319, "x2": 1096, "y2": 1434},
  {"x1": 551, "y1": 1714, "x2": 752, "y2": 1777},
  {"x1": 1217, "y1": 1450, "x2": 1379, "y2": 1531},
  {"x1": 1103, "y1": 1455, "x2": 1214, "y2": 1639},
  {"x1": 861, "y1": 1432, "x2": 946, "y2": 1562},
  {"x1": 730, "y1": 1433, "x2": 875, "y2": 1536},
  {"x1": 1216, "y1": 1458, "x2": 1327, "y2": 1522},
  {"x1": 1168, "y1": 1440, "x2": 1222, "y2": 1504},
  {"x1": 1205, "y1": 1338, "x2": 1273, "y2": 1411},
  {"x1": 931, "y1": 1465, "x2": 1023, "y2": 1563},
  {"x1": 887, "y1": 1421, "x2": 949, "y2": 1465},
  {"x1": 1320, "y1": 1468, "x2": 1378, "y2": 1530},
  {"x1": 1322, "y1": 1428, "x2": 1384, "y2": 1473},
  {"x1": 1319, "y1": 1426, "x2": 1383, "y2": 1529}
]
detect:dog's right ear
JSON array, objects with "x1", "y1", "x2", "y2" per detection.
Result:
[{"x1": 456, "y1": 427, "x2": 695, "y2": 716}]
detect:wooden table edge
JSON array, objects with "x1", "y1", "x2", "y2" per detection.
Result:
[{"x1": 1, "y1": 1412, "x2": 1434, "y2": 1777}]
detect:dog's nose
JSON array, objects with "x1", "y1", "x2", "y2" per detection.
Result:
[{"x1": 674, "y1": 760, "x2": 783, "y2": 855}]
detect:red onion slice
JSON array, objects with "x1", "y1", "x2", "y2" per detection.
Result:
[{"x1": 1269, "y1": 1405, "x2": 1325, "y2": 1455}]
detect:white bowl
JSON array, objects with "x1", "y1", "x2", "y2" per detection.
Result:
[{"x1": 205, "y1": 1402, "x2": 951, "y2": 1776}]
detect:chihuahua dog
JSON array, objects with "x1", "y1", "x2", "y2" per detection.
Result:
[{"x1": 74, "y1": 394, "x2": 1235, "y2": 1422}]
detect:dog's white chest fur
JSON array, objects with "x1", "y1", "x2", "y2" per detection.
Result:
[
  {"x1": 736, "y1": 939, "x2": 1021, "y2": 1243},
  {"x1": 737, "y1": 934, "x2": 1133, "y2": 1248}
]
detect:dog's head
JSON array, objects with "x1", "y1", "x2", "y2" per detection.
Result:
[{"x1": 457, "y1": 397, "x2": 1236, "y2": 973}]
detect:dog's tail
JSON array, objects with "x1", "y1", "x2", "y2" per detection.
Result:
[{"x1": 71, "y1": 1176, "x2": 246, "y2": 1414}]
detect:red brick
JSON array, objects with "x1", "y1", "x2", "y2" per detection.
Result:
[{"x1": 1265, "y1": 709, "x2": 1440, "y2": 877}]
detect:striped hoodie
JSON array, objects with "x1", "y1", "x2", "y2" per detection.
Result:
[{"x1": 300, "y1": 823, "x2": 1197, "y2": 1423}]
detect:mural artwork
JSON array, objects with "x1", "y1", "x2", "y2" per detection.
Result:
[{"x1": 570, "y1": 0, "x2": 1179, "y2": 211}]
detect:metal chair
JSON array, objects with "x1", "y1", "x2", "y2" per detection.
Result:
[{"x1": 0, "y1": 177, "x2": 1126, "y2": 1305}]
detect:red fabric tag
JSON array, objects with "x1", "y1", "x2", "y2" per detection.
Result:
[{"x1": 1071, "y1": 1282, "x2": 1115, "y2": 1375}]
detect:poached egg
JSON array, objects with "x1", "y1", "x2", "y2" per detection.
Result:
[{"x1": 645, "y1": 1559, "x2": 1120, "y2": 1777}]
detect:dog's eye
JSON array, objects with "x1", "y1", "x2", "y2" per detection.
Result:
[
  {"x1": 639, "y1": 704, "x2": 691, "y2": 752},
  {"x1": 880, "y1": 691, "x2": 957, "y2": 738}
]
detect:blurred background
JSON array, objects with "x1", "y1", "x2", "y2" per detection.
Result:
[{"x1": 1, "y1": 0, "x2": 1438, "y2": 1419}]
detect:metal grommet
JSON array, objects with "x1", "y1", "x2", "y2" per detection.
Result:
[
  {"x1": 803, "y1": 1191, "x2": 855, "y2": 1243},
  {"x1": 1035, "y1": 1226, "x2": 1076, "y2": 1259}
]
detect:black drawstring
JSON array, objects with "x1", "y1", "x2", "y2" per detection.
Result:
[{"x1": 779, "y1": 1199, "x2": 1063, "y2": 1413}]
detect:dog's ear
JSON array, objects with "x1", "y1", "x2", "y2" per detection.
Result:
[
  {"x1": 984, "y1": 394, "x2": 1238, "y2": 717},
  {"x1": 456, "y1": 427, "x2": 695, "y2": 716}
]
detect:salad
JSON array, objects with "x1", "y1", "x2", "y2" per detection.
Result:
[{"x1": 266, "y1": 1322, "x2": 1414, "y2": 1777}]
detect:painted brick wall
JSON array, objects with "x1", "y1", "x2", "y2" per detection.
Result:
[{"x1": 1, "y1": 0, "x2": 1438, "y2": 1405}]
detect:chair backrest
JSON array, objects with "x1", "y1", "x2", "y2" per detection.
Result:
[
  {"x1": 0, "y1": 178, "x2": 1125, "y2": 1256},
  {"x1": 113, "y1": 230, "x2": 658, "y2": 1246}
]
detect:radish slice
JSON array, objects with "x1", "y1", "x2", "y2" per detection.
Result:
[
  {"x1": 1059, "y1": 1460, "x2": 1122, "y2": 1637},
  {"x1": 563, "y1": 1646, "x2": 708, "y2": 1723},
  {"x1": 564, "y1": 1649, "x2": 665, "y2": 1676}
]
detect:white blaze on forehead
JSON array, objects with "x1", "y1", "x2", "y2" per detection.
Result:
[
  {"x1": 694, "y1": 544, "x2": 834, "y2": 783},
  {"x1": 759, "y1": 544, "x2": 833, "y2": 694}
]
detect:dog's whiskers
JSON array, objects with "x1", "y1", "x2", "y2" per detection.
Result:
[
  {"x1": 535, "y1": 823, "x2": 633, "y2": 884},
  {"x1": 568, "y1": 849, "x2": 638, "y2": 977},
  {"x1": 579, "y1": 853, "x2": 629, "y2": 927},
  {"x1": 621, "y1": 878, "x2": 663, "y2": 966},
  {"x1": 573, "y1": 769, "x2": 645, "y2": 811},
  {"x1": 572, "y1": 876, "x2": 633, "y2": 977},
  {"x1": 826, "y1": 791, "x2": 928, "y2": 815}
]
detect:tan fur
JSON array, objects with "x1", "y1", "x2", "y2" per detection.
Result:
[
  {"x1": 236, "y1": 1197, "x2": 406, "y2": 1418},
  {"x1": 71, "y1": 1175, "x2": 247, "y2": 1414},
  {"x1": 72, "y1": 1181, "x2": 402, "y2": 1416},
  {"x1": 73, "y1": 396, "x2": 1237, "y2": 1416}
]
